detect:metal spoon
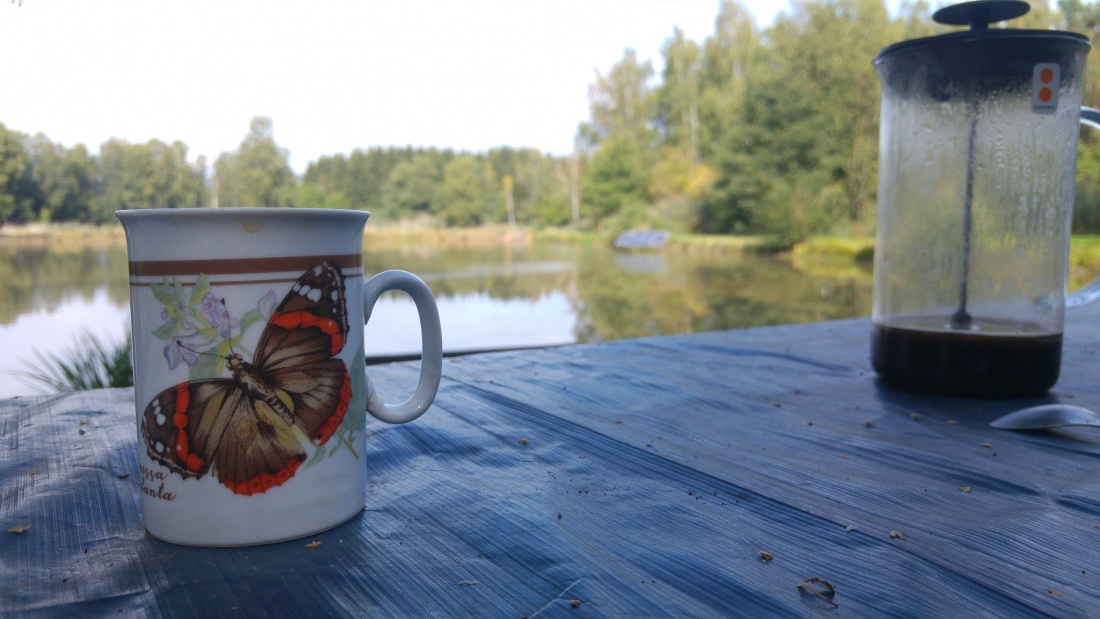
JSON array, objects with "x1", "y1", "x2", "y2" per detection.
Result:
[{"x1": 989, "y1": 404, "x2": 1100, "y2": 431}]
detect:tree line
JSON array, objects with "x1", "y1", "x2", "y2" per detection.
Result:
[
  {"x1": 4, "y1": 0, "x2": 1100, "y2": 241},
  {"x1": 0, "y1": 115, "x2": 579, "y2": 229}
]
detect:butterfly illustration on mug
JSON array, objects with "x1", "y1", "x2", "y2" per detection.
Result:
[{"x1": 142, "y1": 261, "x2": 363, "y2": 496}]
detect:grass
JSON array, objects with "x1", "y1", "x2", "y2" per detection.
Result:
[
  {"x1": 788, "y1": 234, "x2": 1100, "y2": 269},
  {"x1": 667, "y1": 233, "x2": 772, "y2": 253},
  {"x1": 0, "y1": 222, "x2": 124, "y2": 250},
  {"x1": 792, "y1": 236, "x2": 876, "y2": 262},
  {"x1": 365, "y1": 223, "x2": 533, "y2": 247},
  {"x1": 15, "y1": 329, "x2": 133, "y2": 393},
  {"x1": 1070, "y1": 235, "x2": 1100, "y2": 267}
]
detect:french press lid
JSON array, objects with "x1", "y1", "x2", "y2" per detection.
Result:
[
  {"x1": 932, "y1": 0, "x2": 1029, "y2": 29},
  {"x1": 875, "y1": 0, "x2": 1087, "y2": 63},
  {"x1": 875, "y1": 0, "x2": 1089, "y2": 98}
]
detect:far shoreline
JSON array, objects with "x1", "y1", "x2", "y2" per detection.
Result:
[{"x1": 6, "y1": 221, "x2": 1100, "y2": 282}]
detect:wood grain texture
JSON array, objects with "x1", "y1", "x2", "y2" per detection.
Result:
[{"x1": 3, "y1": 309, "x2": 1100, "y2": 617}]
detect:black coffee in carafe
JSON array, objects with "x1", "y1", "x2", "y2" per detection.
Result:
[{"x1": 871, "y1": 319, "x2": 1062, "y2": 398}]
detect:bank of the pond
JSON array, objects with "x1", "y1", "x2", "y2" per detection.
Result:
[
  {"x1": 792, "y1": 234, "x2": 1100, "y2": 290},
  {"x1": 0, "y1": 222, "x2": 772, "y2": 253},
  {"x1": 7, "y1": 223, "x2": 1100, "y2": 277},
  {"x1": 792, "y1": 236, "x2": 876, "y2": 262},
  {"x1": 0, "y1": 223, "x2": 124, "y2": 248}
]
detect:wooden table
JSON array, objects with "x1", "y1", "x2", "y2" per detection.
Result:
[{"x1": 3, "y1": 309, "x2": 1100, "y2": 617}]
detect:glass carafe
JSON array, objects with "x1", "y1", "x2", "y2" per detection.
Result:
[{"x1": 871, "y1": 0, "x2": 1100, "y2": 397}]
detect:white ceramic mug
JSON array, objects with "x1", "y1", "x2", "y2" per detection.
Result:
[{"x1": 117, "y1": 208, "x2": 442, "y2": 546}]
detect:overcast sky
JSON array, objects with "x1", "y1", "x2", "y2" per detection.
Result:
[{"x1": 0, "y1": 0, "x2": 793, "y2": 174}]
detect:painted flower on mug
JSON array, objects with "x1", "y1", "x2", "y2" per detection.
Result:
[
  {"x1": 200, "y1": 292, "x2": 238, "y2": 339},
  {"x1": 163, "y1": 331, "x2": 214, "y2": 370},
  {"x1": 150, "y1": 273, "x2": 273, "y2": 381},
  {"x1": 256, "y1": 289, "x2": 277, "y2": 322},
  {"x1": 158, "y1": 292, "x2": 199, "y2": 334}
]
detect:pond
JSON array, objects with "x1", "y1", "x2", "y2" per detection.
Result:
[{"x1": 0, "y1": 233, "x2": 873, "y2": 396}]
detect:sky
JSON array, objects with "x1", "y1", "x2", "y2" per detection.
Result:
[{"x1": 0, "y1": 0, "x2": 792, "y2": 175}]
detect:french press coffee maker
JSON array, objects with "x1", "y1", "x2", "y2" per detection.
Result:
[{"x1": 871, "y1": 0, "x2": 1100, "y2": 397}]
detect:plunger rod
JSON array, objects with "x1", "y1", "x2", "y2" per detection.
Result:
[{"x1": 951, "y1": 114, "x2": 978, "y2": 330}]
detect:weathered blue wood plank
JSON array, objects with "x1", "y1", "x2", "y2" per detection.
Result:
[{"x1": 3, "y1": 308, "x2": 1100, "y2": 617}]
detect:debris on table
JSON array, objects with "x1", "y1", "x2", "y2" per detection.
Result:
[{"x1": 797, "y1": 577, "x2": 838, "y2": 607}]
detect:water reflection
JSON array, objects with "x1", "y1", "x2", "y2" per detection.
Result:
[
  {"x1": 0, "y1": 243, "x2": 130, "y2": 324},
  {"x1": 0, "y1": 236, "x2": 873, "y2": 395},
  {"x1": 615, "y1": 252, "x2": 667, "y2": 274}
]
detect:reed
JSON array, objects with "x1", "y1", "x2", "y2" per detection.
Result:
[{"x1": 15, "y1": 329, "x2": 133, "y2": 393}]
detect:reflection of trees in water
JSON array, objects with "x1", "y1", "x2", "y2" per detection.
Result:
[
  {"x1": 0, "y1": 245, "x2": 130, "y2": 324},
  {"x1": 572, "y1": 250, "x2": 873, "y2": 342},
  {"x1": 690, "y1": 255, "x2": 873, "y2": 329},
  {"x1": 364, "y1": 244, "x2": 576, "y2": 302},
  {"x1": 1, "y1": 239, "x2": 873, "y2": 343}
]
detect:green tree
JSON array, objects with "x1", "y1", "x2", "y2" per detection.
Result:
[
  {"x1": 147, "y1": 140, "x2": 205, "y2": 210},
  {"x1": 95, "y1": 139, "x2": 157, "y2": 216},
  {"x1": 31, "y1": 138, "x2": 97, "y2": 222},
  {"x1": 382, "y1": 151, "x2": 444, "y2": 217},
  {"x1": 297, "y1": 182, "x2": 351, "y2": 209},
  {"x1": 580, "y1": 48, "x2": 656, "y2": 147},
  {"x1": 237, "y1": 117, "x2": 296, "y2": 207},
  {"x1": 95, "y1": 138, "x2": 206, "y2": 220},
  {"x1": 702, "y1": 0, "x2": 892, "y2": 240},
  {"x1": 698, "y1": 0, "x2": 760, "y2": 162},
  {"x1": 303, "y1": 153, "x2": 348, "y2": 196},
  {"x1": 214, "y1": 151, "x2": 241, "y2": 208},
  {"x1": 1061, "y1": 0, "x2": 1100, "y2": 108},
  {"x1": 1063, "y1": 0, "x2": 1100, "y2": 232},
  {"x1": 0, "y1": 124, "x2": 35, "y2": 223},
  {"x1": 344, "y1": 149, "x2": 382, "y2": 212},
  {"x1": 300, "y1": 153, "x2": 347, "y2": 210},
  {"x1": 216, "y1": 117, "x2": 296, "y2": 207},
  {"x1": 582, "y1": 133, "x2": 649, "y2": 224},
  {"x1": 650, "y1": 27, "x2": 721, "y2": 226},
  {"x1": 578, "y1": 48, "x2": 658, "y2": 226},
  {"x1": 522, "y1": 150, "x2": 562, "y2": 226},
  {"x1": 483, "y1": 147, "x2": 568, "y2": 226},
  {"x1": 893, "y1": 0, "x2": 936, "y2": 39},
  {"x1": 656, "y1": 27, "x2": 702, "y2": 155},
  {"x1": 303, "y1": 147, "x2": 422, "y2": 215},
  {"x1": 439, "y1": 155, "x2": 486, "y2": 226},
  {"x1": 297, "y1": 182, "x2": 327, "y2": 209}
]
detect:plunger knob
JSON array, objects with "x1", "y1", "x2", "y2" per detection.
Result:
[{"x1": 933, "y1": 0, "x2": 1030, "y2": 30}]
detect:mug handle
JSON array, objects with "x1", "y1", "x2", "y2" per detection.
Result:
[
  {"x1": 1068, "y1": 107, "x2": 1100, "y2": 307},
  {"x1": 362, "y1": 270, "x2": 443, "y2": 424}
]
